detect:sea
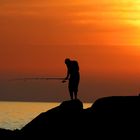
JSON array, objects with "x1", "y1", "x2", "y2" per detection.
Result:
[{"x1": 0, "y1": 101, "x2": 92, "y2": 130}]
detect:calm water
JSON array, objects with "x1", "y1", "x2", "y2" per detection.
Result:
[{"x1": 0, "y1": 101, "x2": 92, "y2": 130}]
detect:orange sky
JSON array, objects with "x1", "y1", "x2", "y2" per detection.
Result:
[{"x1": 0, "y1": 0, "x2": 140, "y2": 102}]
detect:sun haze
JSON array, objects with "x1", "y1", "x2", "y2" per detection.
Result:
[{"x1": 0, "y1": 0, "x2": 140, "y2": 102}]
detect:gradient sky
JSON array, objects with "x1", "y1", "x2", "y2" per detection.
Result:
[{"x1": 0, "y1": 0, "x2": 140, "y2": 102}]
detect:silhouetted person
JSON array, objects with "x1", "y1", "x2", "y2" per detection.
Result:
[{"x1": 62, "y1": 58, "x2": 80, "y2": 100}]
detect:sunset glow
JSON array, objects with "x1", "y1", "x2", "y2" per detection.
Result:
[{"x1": 0, "y1": 0, "x2": 140, "y2": 101}]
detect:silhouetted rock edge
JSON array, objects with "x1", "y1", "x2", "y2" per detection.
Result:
[{"x1": 0, "y1": 96, "x2": 139, "y2": 139}]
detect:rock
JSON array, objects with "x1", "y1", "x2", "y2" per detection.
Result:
[
  {"x1": 21, "y1": 99, "x2": 83, "y2": 139},
  {"x1": 0, "y1": 128, "x2": 20, "y2": 140},
  {"x1": 0, "y1": 96, "x2": 140, "y2": 139}
]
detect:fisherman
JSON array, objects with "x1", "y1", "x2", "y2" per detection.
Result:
[{"x1": 62, "y1": 58, "x2": 80, "y2": 100}]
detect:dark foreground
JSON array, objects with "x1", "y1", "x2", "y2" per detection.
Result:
[{"x1": 0, "y1": 96, "x2": 140, "y2": 139}]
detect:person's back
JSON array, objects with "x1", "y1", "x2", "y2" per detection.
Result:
[
  {"x1": 69, "y1": 60, "x2": 79, "y2": 76},
  {"x1": 70, "y1": 61, "x2": 79, "y2": 75}
]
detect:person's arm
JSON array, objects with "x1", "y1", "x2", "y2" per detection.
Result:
[
  {"x1": 65, "y1": 69, "x2": 70, "y2": 80},
  {"x1": 62, "y1": 69, "x2": 69, "y2": 83}
]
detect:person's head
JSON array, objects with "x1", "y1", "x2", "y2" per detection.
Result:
[{"x1": 65, "y1": 58, "x2": 71, "y2": 65}]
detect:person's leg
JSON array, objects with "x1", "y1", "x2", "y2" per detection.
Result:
[
  {"x1": 70, "y1": 91, "x2": 73, "y2": 100},
  {"x1": 74, "y1": 91, "x2": 77, "y2": 100},
  {"x1": 74, "y1": 79, "x2": 79, "y2": 100},
  {"x1": 69, "y1": 79, "x2": 73, "y2": 100}
]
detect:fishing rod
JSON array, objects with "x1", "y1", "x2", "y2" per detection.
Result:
[{"x1": 10, "y1": 77, "x2": 67, "y2": 82}]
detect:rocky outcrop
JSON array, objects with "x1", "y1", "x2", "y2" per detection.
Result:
[
  {"x1": 0, "y1": 96, "x2": 139, "y2": 139},
  {"x1": 21, "y1": 99, "x2": 83, "y2": 139}
]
